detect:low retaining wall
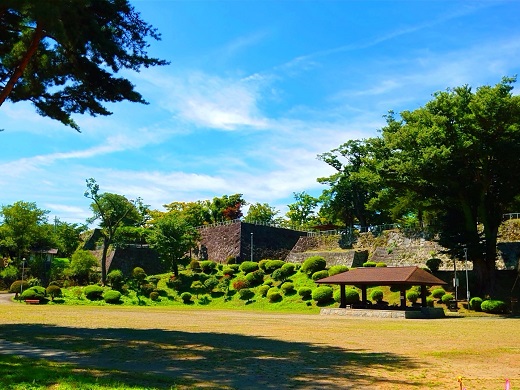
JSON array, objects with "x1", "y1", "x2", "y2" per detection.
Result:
[{"x1": 320, "y1": 307, "x2": 445, "y2": 319}]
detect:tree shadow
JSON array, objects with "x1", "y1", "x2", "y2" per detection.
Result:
[{"x1": 0, "y1": 324, "x2": 418, "y2": 389}]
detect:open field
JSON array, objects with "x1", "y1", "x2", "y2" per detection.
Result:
[{"x1": 0, "y1": 302, "x2": 519, "y2": 389}]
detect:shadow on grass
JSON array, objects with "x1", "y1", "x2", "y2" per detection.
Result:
[{"x1": 0, "y1": 324, "x2": 418, "y2": 389}]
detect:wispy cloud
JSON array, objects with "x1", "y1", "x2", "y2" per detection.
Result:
[{"x1": 141, "y1": 70, "x2": 270, "y2": 131}]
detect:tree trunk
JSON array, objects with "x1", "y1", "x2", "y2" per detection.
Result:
[
  {"x1": 100, "y1": 236, "x2": 109, "y2": 285},
  {"x1": 0, "y1": 22, "x2": 44, "y2": 107},
  {"x1": 472, "y1": 257, "x2": 496, "y2": 297}
]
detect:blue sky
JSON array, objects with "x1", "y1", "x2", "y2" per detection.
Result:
[{"x1": 1, "y1": 0, "x2": 520, "y2": 225}]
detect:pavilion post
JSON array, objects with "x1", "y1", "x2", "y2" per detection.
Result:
[
  {"x1": 421, "y1": 285, "x2": 427, "y2": 307},
  {"x1": 400, "y1": 288, "x2": 407, "y2": 309},
  {"x1": 340, "y1": 284, "x2": 346, "y2": 308},
  {"x1": 361, "y1": 285, "x2": 367, "y2": 307}
]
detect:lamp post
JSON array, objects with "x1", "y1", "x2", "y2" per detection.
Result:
[
  {"x1": 250, "y1": 232, "x2": 254, "y2": 262},
  {"x1": 20, "y1": 258, "x2": 26, "y2": 294},
  {"x1": 464, "y1": 247, "x2": 470, "y2": 301}
]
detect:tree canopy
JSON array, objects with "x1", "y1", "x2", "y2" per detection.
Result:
[
  {"x1": 0, "y1": 0, "x2": 167, "y2": 131},
  {"x1": 84, "y1": 178, "x2": 143, "y2": 284}
]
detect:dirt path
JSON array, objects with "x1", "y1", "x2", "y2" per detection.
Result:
[{"x1": 0, "y1": 292, "x2": 15, "y2": 304}]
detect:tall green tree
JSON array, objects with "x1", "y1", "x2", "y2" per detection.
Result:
[
  {"x1": 148, "y1": 213, "x2": 200, "y2": 277},
  {"x1": 318, "y1": 139, "x2": 390, "y2": 229},
  {"x1": 163, "y1": 201, "x2": 212, "y2": 227},
  {"x1": 84, "y1": 178, "x2": 142, "y2": 284},
  {"x1": 209, "y1": 194, "x2": 246, "y2": 223},
  {"x1": 53, "y1": 219, "x2": 86, "y2": 258},
  {"x1": 244, "y1": 202, "x2": 280, "y2": 225},
  {"x1": 0, "y1": 0, "x2": 167, "y2": 131},
  {"x1": 0, "y1": 201, "x2": 50, "y2": 260},
  {"x1": 285, "y1": 192, "x2": 320, "y2": 229},
  {"x1": 379, "y1": 77, "x2": 520, "y2": 295}
]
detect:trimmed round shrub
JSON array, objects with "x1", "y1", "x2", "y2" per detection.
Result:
[
  {"x1": 345, "y1": 288, "x2": 360, "y2": 304},
  {"x1": 280, "y1": 263, "x2": 296, "y2": 275},
  {"x1": 441, "y1": 293, "x2": 454, "y2": 305},
  {"x1": 140, "y1": 283, "x2": 155, "y2": 297},
  {"x1": 376, "y1": 262, "x2": 387, "y2": 267},
  {"x1": 245, "y1": 270, "x2": 265, "y2": 286},
  {"x1": 189, "y1": 260, "x2": 201, "y2": 272},
  {"x1": 301, "y1": 256, "x2": 327, "y2": 276},
  {"x1": 204, "y1": 276, "x2": 219, "y2": 291},
  {"x1": 311, "y1": 270, "x2": 330, "y2": 281},
  {"x1": 180, "y1": 292, "x2": 192, "y2": 303},
  {"x1": 238, "y1": 288, "x2": 255, "y2": 301},
  {"x1": 190, "y1": 281, "x2": 206, "y2": 296},
  {"x1": 232, "y1": 278, "x2": 250, "y2": 291},
  {"x1": 103, "y1": 290, "x2": 122, "y2": 304},
  {"x1": 481, "y1": 300, "x2": 507, "y2": 314},
  {"x1": 312, "y1": 286, "x2": 333, "y2": 304},
  {"x1": 406, "y1": 290, "x2": 419, "y2": 304},
  {"x1": 370, "y1": 289, "x2": 384, "y2": 303},
  {"x1": 149, "y1": 291, "x2": 159, "y2": 301},
  {"x1": 20, "y1": 286, "x2": 46, "y2": 301},
  {"x1": 46, "y1": 285, "x2": 62, "y2": 300},
  {"x1": 222, "y1": 267, "x2": 236, "y2": 277},
  {"x1": 264, "y1": 260, "x2": 285, "y2": 274},
  {"x1": 298, "y1": 287, "x2": 312, "y2": 300},
  {"x1": 258, "y1": 259, "x2": 270, "y2": 271},
  {"x1": 362, "y1": 261, "x2": 377, "y2": 267},
  {"x1": 267, "y1": 288, "x2": 282, "y2": 302},
  {"x1": 426, "y1": 258, "x2": 443, "y2": 272},
  {"x1": 469, "y1": 297, "x2": 483, "y2": 311},
  {"x1": 431, "y1": 288, "x2": 446, "y2": 299},
  {"x1": 426, "y1": 297, "x2": 435, "y2": 307},
  {"x1": 272, "y1": 267, "x2": 290, "y2": 282},
  {"x1": 328, "y1": 265, "x2": 349, "y2": 276},
  {"x1": 280, "y1": 282, "x2": 295, "y2": 294},
  {"x1": 239, "y1": 261, "x2": 259, "y2": 274},
  {"x1": 9, "y1": 280, "x2": 29, "y2": 294},
  {"x1": 107, "y1": 269, "x2": 124, "y2": 290},
  {"x1": 84, "y1": 285, "x2": 104, "y2": 300},
  {"x1": 257, "y1": 285, "x2": 270, "y2": 297},
  {"x1": 199, "y1": 260, "x2": 217, "y2": 274}
]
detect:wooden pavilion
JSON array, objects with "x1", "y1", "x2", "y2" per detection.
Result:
[{"x1": 315, "y1": 266, "x2": 447, "y2": 309}]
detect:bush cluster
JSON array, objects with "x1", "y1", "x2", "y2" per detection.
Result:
[
  {"x1": 431, "y1": 288, "x2": 446, "y2": 299},
  {"x1": 84, "y1": 285, "x2": 104, "y2": 300},
  {"x1": 328, "y1": 265, "x2": 348, "y2": 276},
  {"x1": 312, "y1": 286, "x2": 333, "y2": 303},
  {"x1": 239, "y1": 261, "x2": 259, "y2": 274},
  {"x1": 406, "y1": 291, "x2": 419, "y2": 304},
  {"x1": 301, "y1": 256, "x2": 327, "y2": 276},
  {"x1": 103, "y1": 290, "x2": 122, "y2": 304},
  {"x1": 481, "y1": 299, "x2": 507, "y2": 314},
  {"x1": 311, "y1": 270, "x2": 329, "y2": 281},
  {"x1": 298, "y1": 287, "x2": 312, "y2": 300},
  {"x1": 469, "y1": 297, "x2": 483, "y2": 311},
  {"x1": 344, "y1": 288, "x2": 360, "y2": 304},
  {"x1": 264, "y1": 260, "x2": 285, "y2": 274},
  {"x1": 370, "y1": 289, "x2": 384, "y2": 303},
  {"x1": 267, "y1": 288, "x2": 282, "y2": 302}
]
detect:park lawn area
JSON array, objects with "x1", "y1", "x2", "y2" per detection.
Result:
[{"x1": 0, "y1": 304, "x2": 519, "y2": 389}]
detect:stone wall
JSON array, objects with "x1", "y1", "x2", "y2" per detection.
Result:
[
  {"x1": 197, "y1": 222, "x2": 307, "y2": 263},
  {"x1": 285, "y1": 250, "x2": 368, "y2": 267}
]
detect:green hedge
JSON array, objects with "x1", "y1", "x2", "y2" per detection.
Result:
[
  {"x1": 312, "y1": 286, "x2": 333, "y2": 303},
  {"x1": 84, "y1": 285, "x2": 104, "y2": 300},
  {"x1": 469, "y1": 297, "x2": 483, "y2": 311},
  {"x1": 103, "y1": 290, "x2": 122, "y2": 304},
  {"x1": 301, "y1": 256, "x2": 327, "y2": 276},
  {"x1": 481, "y1": 300, "x2": 507, "y2": 314}
]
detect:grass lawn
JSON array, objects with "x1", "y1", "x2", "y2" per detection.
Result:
[{"x1": 0, "y1": 304, "x2": 518, "y2": 389}]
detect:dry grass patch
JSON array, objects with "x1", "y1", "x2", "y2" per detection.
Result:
[{"x1": 0, "y1": 305, "x2": 518, "y2": 389}]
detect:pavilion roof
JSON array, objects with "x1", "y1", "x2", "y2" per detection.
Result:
[{"x1": 315, "y1": 266, "x2": 447, "y2": 286}]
